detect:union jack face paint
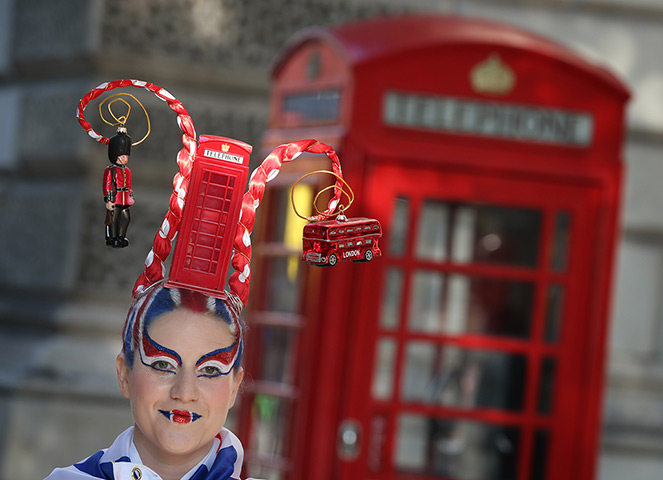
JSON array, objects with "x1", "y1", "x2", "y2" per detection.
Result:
[
  {"x1": 196, "y1": 342, "x2": 241, "y2": 377},
  {"x1": 123, "y1": 282, "x2": 243, "y2": 374},
  {"x1": 158, "y1": 409, "x2": 202, "y2": 424}
]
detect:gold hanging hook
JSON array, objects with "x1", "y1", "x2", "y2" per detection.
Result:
[
  {"x1": 98, "y1": 92, "x2": 151, "y2": 146},
  {"x1": 291, "y1": 170, "x2": 355, "y2": 221}
]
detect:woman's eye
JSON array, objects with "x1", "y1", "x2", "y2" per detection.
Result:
[
  {"x1": 200, "y1": 365, "x2": 221, "y2": 377},
  {"x1": 151, "y1": 360, "x2": 174, "y2": 371}
]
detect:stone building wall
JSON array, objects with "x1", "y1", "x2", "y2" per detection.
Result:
[{"x1": 0, "y1": 1, "x2": 660, "y2": 479}]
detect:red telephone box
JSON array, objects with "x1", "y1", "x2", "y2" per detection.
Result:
[
  {"x1": 167, "y1": 135, "x2": 252, "y2": 296},
  {"x1": 238, "y1": 15, "x2": 629, "y2": 480}
]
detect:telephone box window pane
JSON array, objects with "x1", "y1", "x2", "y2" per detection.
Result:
[
  {"x1": 451, "y1": 204, "x2": 541, "y2": 267},
  {"x1": 380, "y1": 268, "x2": 403, "y2": 330},
  {"x1": 281, "y1": 90, "x2": 340, "y2": 125},
  {"x1": 206, "y1": 183, "x2": 227, "y2": 198},
  {"x1": 401, "y1": 342, "x2": 526, "y2": 411},
  {"x1": 412, "y1": 201, "x2": 540, "y2": 266},
  {"x1": 249, "y1": 394, "x2": 291, "y2": 460},
  {"x1": 459, "y1": 275, "x2": 533, "y2": 338},
  {"x1": 265, "y1": 256, "x2": 302, "y2": 313},
  {"x1": 416, "y1": 200, "x2": 449, "y2": 261},
  {"x1": 395, "y1": 413, "x2": 520, "y2": 479},
  {"x1": 197, "y1": 220, "x2": 218, "y2": 236},
  {"x1": 371, "y1": 337, "x2": 397, "y2": 400},
  {"x1": 409, "y1": 272, "x2": 533, "y2": 339},
  {"x1": 257, "y1": 326, "x2": 297, "y2": 385},
  {"x1": 531, "y1": 430, "x2": 549, "y2": 480},
  {"x1": 394, "y1": 414, "x2": 427, "y2": 472},
  {"x1": 544, "y1": 284, "x2": 564, "y2": 343},
  {"x1": 204, "y1": 196, "x2": 224, "y2": 211},
  {"x1": 551, "y1": 211, "x2": 571, "y2": 272},
  {"x1": 201, "y1": 209, "x2": 221, "y2": 223},
  {"x1": 538, "y1": 357, "x2": 556, "y2": 415},
  {"x1": 409, "y1": 271, "x2": 444, "y2": 332},
  {"x1": 368, "y1": 415, "x2": 388, "y2": 472},
  {"x1": 389, "y1": 197, "x2": 410, "y2": 256}
]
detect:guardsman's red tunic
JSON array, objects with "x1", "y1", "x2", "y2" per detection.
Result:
[{"x1": 103, "y1": 164, "x2": 134, "y2": 206}]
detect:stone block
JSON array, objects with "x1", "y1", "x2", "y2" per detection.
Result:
[
  {"x1": 599, "y1": 452, "x2": 663, "y2": 480},
  {"x1": 0, "y1": 0, "x2": 14, "y2": 74},
  {"x1": 621, "y1": 140, "x2": 663, "y2": 232},
  {"x1": 19, "y1": 333, "x2": 122, "y2": 398},
  {"x1": 13, "y1": 0, "x2": 96, "y2": 61},
  {"x1": 0, "y1": 86, "x2": 20, "y2": 169},
  {"x1": 18, "y1": 80, "x2": 90, "y2": 163},
  {"x1": 610, "y1": 234, "x2": 662, "y2": 357},
  {"x1": 0, "y1": 179, "x2": 83, "y2": 292}
]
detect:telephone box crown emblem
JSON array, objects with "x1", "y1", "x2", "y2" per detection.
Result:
[
  {"x1": 222, "y1": 143, "x2": 230, "y2": 152},
  {"x1": 470, "y1": 54, "x2": 515, "y2": 95}
]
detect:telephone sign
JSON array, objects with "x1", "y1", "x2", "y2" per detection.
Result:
[{"x1": 383, "y1": 92, "x2": 595, "y2": 146}]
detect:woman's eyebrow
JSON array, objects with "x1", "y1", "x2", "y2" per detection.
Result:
[
  {"x1": 195, "y1": 342, "x2": 237, "y2": 367},
  {"x1": 141, "y1": 329, "x2": 183, "y2": 366}
]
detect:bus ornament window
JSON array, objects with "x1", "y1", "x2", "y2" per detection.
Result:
[{"x1": 303, "y1": 217, "x2": 383, "y2": 266}]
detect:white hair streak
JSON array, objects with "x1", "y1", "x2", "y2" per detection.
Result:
[{"x1": 170, "y1": 288, "x2": 181, "y2": 305}]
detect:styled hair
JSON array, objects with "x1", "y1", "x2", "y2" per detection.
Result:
[{"x1": 122, "y1": 281, "x2": 243, "y2": 372}]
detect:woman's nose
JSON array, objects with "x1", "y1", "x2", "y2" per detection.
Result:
[{"x1": 170, "y1": 369, "x2": 199, "y2": 402}]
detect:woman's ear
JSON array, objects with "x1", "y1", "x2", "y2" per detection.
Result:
[
  {"x1": 116, "y1": 353, "x2": 131, "y2": 399},
  {"x1": 229, "y1": 367, "x2": 245, "y2": 408}
]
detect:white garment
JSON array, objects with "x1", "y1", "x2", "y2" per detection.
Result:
[{"x1": 44, "y1": 426, "x2": 256, "y2": 480}]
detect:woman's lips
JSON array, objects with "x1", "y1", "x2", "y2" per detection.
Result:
[{"x1": 159, "y1": 409, "x2": 201, "y2": 424}]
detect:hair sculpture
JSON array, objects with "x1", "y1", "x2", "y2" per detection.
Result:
[{"x1": 77, "y1": 79, "x2": 345, "y2": 311}]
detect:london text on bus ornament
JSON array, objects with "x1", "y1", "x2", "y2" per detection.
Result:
[{"x1": 292, "y1": 171, "x2": 383, "y2": 267}]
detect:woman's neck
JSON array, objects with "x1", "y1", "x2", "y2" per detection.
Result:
[{"x1": 132, "y1": 425, "x2": 213, "y2": 480}]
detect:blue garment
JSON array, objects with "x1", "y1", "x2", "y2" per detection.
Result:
[{"x1": 44, "y1": 426, "x2": 256, "y2": 480}]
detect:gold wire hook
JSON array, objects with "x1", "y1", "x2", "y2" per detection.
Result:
[
  {"x1": 98, "y1": 92, "x2": 152, "y2": 146},
  {"x1": 291, "y1": 170, "x2": 355, "y2": 221},
  {"x1": 106, "y1": 97, "x2": 131, "y2": 125}
]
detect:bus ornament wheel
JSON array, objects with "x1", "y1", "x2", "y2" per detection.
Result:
[
  {"x1": 328, "y1": 254, "x2": 338, "y2": 266},
  {"x1": 364, "y1": 249, "x2": 373, "y2": 262}
]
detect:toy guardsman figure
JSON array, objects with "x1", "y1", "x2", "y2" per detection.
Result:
[{"x1": 104, "y1": 127, "x2": 134, "y2": 248}]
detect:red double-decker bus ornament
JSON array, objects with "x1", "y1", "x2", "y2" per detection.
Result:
[
  {"x1": 302, "y1": 215, "x2": 382, "y2": 267},
  {"x1": 292, "y1": 170, "x2": 383, "y2": 267}
]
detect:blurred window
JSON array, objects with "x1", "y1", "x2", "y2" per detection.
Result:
[{"x1": 395, "y1": 414, "x2": 520, "y2": 479}]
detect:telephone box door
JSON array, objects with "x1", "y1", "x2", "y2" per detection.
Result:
[{"x1": 338, "y1": 161, "x2": 605, "y2": 480}]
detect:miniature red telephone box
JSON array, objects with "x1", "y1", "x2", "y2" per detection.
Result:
[
  {"x1": 167, "y1": 135, "x2": 252, "y2": 296},
  {"x1": 238, "y1": 15, "x2": 629, "y2": 480}
]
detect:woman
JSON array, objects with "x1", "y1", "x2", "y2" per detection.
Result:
[
  {"x1": 45, "y1": 282, "x2": 255, "y2": 480},
  {"x1": 69, "y1": 81, "x2": 344, "y2": 477}
]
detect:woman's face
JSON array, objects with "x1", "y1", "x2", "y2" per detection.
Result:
[{"x1": 117, "y1": 308, "x2": 244, "y2": 463}]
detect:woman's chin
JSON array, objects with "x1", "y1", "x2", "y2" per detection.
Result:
[{"x1": 155, "y1": 431, "x2": 210, "y2": 457}]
